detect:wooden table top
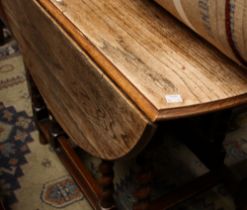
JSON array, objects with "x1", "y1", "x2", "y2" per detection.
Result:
[
  {"x1": 3, "y1": 0, "x2": 247, "y2": 159},
  {"x1": 38, "y1": 0, "x2": 247, "y2": 122}
]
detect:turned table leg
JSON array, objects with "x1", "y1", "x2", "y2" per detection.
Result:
[
  {"x1": 26, "y1": 71, "x2": 50, "y2": 144},
  {"x1": 49, "y1": 115, "x2": 66, "y2": 150},
  {"x1": 132, "y1": 129, "x2": 165, "y2": 210},
  {"x1": 133, "y1": 151, "x2": 153, "y2": 210},
  {"x1": 98, "y1": 160, "x2": 117, "y2": 210}
]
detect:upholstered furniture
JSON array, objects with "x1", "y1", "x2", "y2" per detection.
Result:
[{"x1": 1, "y1": 0, "x2": 247, "y2": 209}]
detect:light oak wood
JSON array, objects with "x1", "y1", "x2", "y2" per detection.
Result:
[
  {"x1": 2, "y1": 0, "x2": 247, "y2": 159},
  {"x1": 1, "y1": 0, "x2": 156, "y2": 160},
  {"x1": 3, "y1": 1, "x2": 247, "y2": 208},
  {"x1": 36, "y1": 0, "x2": 247, "y2": 121}
]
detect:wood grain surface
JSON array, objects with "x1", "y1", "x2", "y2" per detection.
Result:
[
  {"x1": 36, "y1": 0, "x2": 247, "y2": 121},
  {"x1": 1, "y1": 0, "x2": 156, "y2": 160}
]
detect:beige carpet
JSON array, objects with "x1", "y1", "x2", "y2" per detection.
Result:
[{"x1": 0, "y1": 41, "x2": 92, "y2": 210}]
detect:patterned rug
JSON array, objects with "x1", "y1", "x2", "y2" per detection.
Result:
[
  {"x1": 0, "y1": 34, "x2": 247, "y2": 210},
  {"x1": 0, "y1": 38, "x2": 92, "y2": 210}
]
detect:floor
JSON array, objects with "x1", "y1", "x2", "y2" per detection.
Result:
[{"x1": 1, "y1": 34, "x2": 247, "y2": 210}]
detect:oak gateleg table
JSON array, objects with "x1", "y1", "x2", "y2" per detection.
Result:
[{"x1": 1, "y1": 0, "x2": 247, "y2": 209}]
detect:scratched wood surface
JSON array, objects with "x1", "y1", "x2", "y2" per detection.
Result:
[
  {"x1": 1, "y1": 0, "x2": 156, "y2": 160},
  {"x1": 36, "y1": 0, "x2": 247, "y2": 121}
]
